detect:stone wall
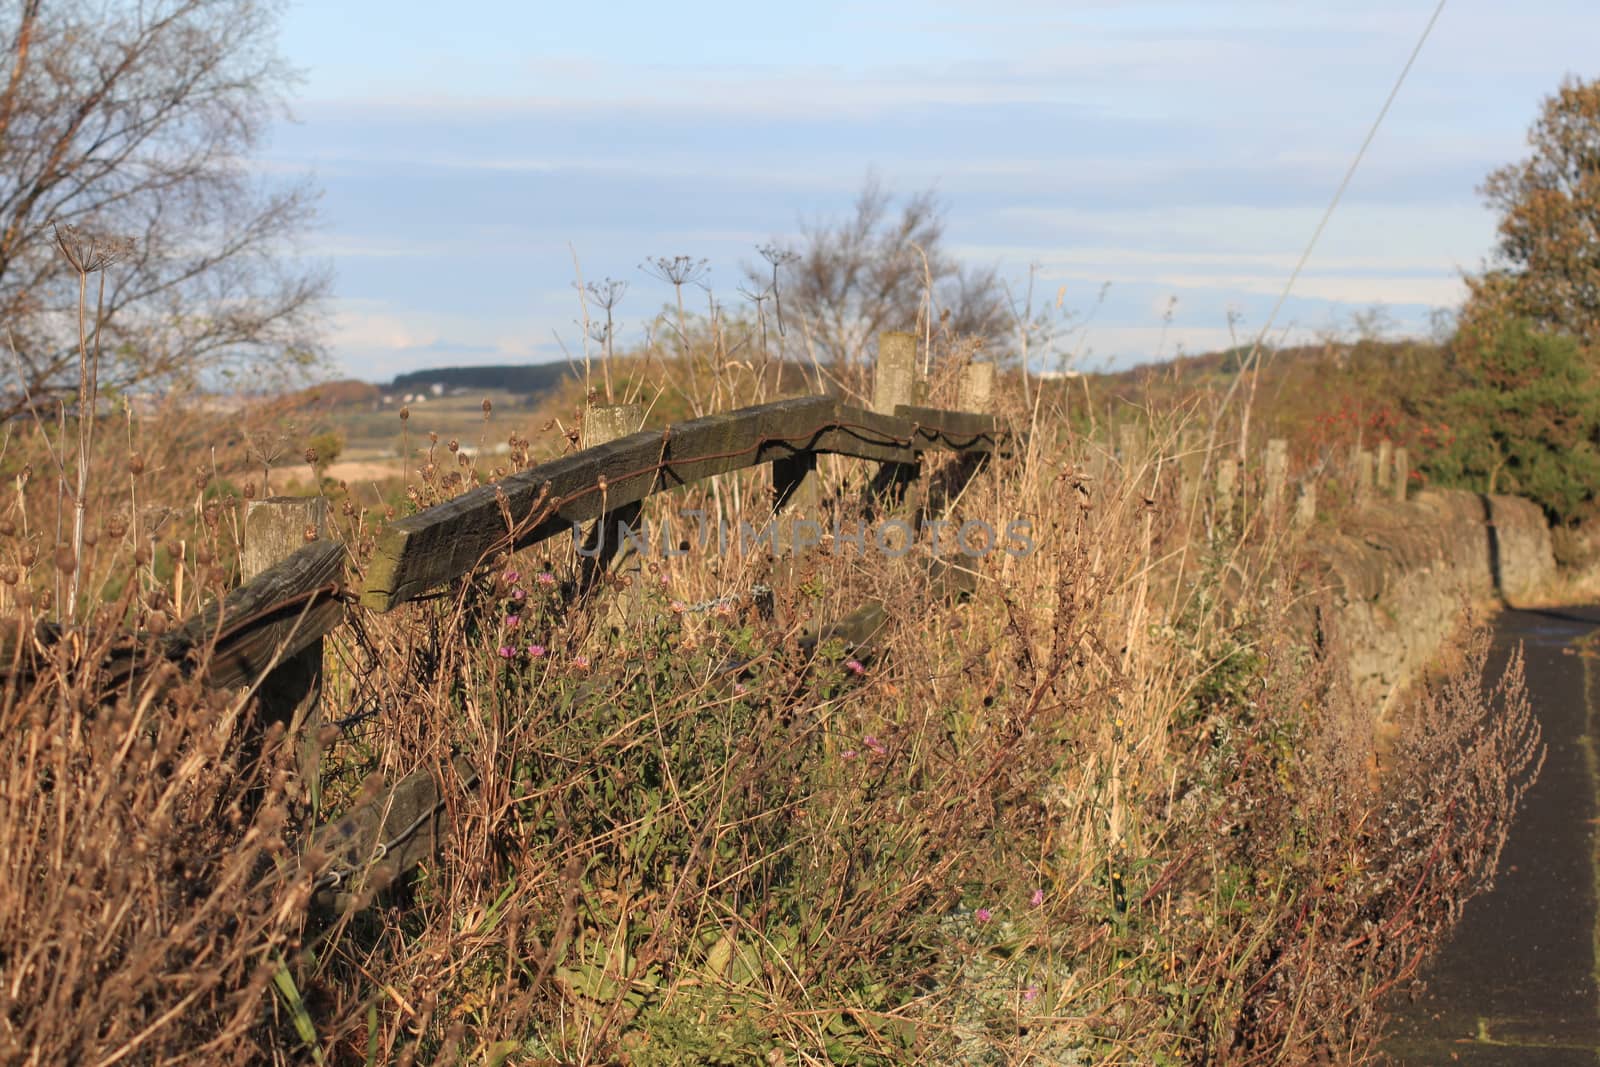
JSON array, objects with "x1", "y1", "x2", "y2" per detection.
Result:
[{"x1": 1309, "y1": 489, "x2": 1555, "y2": 714}]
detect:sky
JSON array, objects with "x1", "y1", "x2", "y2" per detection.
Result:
[{"x1": 264, "y1": 0, "x2": 1600, "y2": 382}]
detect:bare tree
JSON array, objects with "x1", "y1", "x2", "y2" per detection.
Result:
[
  {"x1": 0, "y1": 0, "x2": 327, "y2": 420},
  {"x1": 755, "y1": 176, "x2": 1007, "y2": 368}
]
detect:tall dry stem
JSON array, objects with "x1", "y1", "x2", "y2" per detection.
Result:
[{"x1": 53, "y1": 222, "x2": 130, "y2": 623}]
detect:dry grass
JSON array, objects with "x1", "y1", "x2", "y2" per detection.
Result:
[{"x1": 0, "y1": 333, "x2": 1542, "y2": 1064}]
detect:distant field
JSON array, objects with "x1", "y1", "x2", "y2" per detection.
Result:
[{"x1": 331, "y1": 389, "x2": 558, "y2": 463}]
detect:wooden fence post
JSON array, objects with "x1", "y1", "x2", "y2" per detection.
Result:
[
  {"x1": 1354, "y1": 447, "x2": 1374, "y2": 506},
  {"x1": 1294, "y1": 482, "x2": 1317, "y2": 530},
  {"x1": 1393, "y1": 447, "x2": 1410, "y2": 502},
  {"x1": 579, "y1": 403, "x2": 645, "y2": 607},
  {"x1": 1264, "y1": 438, "x2": 1288, "y2": 518},
  {"x1": 938, "y1": 356, "x2": 997, "y2": 560},
  {"x1": 1376, "y1": 440, "x2": 1394, "y2": 494},
  {"x1": 870, "y1": 331, "x2": 922, "y2": 509},
  {"x1": 873, "y1": 331, "x2": 918, "y2": 414},
  {"x1": 1177, "y1": 431, "x2": 1202, "y2": 509},
  {"x1": 960, "y1": 359, "x2": 994, "y2": 412},
  {"x1": 1216, "y1": 459, "x2": 1238, "y2": 529},
  {"x1": 582, "y1": 403, "x2": 644, "y2": 452},
  {"x1": 243, "y1": 495, "x2": 328, "y2": 802}
]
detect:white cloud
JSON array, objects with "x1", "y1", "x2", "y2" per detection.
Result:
[
  {"x1": 306, "y1": 236, "x2": 453, "y2": 260},
  {"x1": 331, "y1": 302, "x2": 440, "y2": 352},
  {"x1": 958, "y1": 242, "x2": 1468, "y2": 277},
  {"x1": 1125, "y1": 272, "x2": 1465, "y2": 309},
  {"x1": 1052, "y1": 325, "x2": 1257, "y2": 371}
]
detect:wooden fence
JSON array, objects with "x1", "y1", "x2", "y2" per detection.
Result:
[{"x1": 17, "y1": 330, "x2": 1015, "y2": 909}]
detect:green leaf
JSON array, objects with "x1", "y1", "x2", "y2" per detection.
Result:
[{"x1": 270, "y1": 951, "x2": 324, "y2": 1065}]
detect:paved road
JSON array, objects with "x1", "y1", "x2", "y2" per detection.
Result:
[{"x1": 1386, "y1": 606, "x2": 1600, "y2": 1066}]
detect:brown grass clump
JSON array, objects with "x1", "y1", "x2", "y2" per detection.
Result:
[{"x1": 0, "y1": 632, "x2": 310, "y2": 1063}]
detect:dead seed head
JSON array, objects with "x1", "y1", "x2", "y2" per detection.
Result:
[{"x1": 52, "y1": 221, "x2": 135, "y2": 273}]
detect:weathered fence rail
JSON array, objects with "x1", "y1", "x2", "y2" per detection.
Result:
[
  {"x1": 1, "y1": 391, "x2": 1007, "y2": 684},
  {"x1": 0, "y1": 537, "x2": 347, "y2": 692},
  {"x1": 361, "y1": 394, "x2": 1008, "y2": 611}
]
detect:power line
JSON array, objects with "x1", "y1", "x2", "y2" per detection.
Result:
[
  {"x1": 1258, "y1": 0, "x2": 1451, "y2": 355},
  {"x1": 1214, "y1": 0, "x2": 1450, "y2": 445}
]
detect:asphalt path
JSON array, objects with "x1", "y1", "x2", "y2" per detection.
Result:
[{"x1": 1387, "y1": 606, "x2": 1600, "y2": 1066}]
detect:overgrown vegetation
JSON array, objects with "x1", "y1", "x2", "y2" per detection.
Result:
[
  {"x1": 0, "y1": 334, "x2": 1542, "y2": 1062},
  {"x1": 1425, "y1": 317, "x2": 1600, "y2": 523}
]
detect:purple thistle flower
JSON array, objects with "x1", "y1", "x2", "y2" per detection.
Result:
[
  {"x1": 1030, "y1": 889, "x2": 1045, "y2": 908},
  {"x1": 528, "y1": 644, "x2": 546, "y2": 658},
  {"x1": 536, "y1": 571, "x2": 556, "y2": 586},
  {"x1": 497, "y1": 645, "x2": 515, "y2": 658},
  {"x1": 1023, "y1": 984, "x2": 1040, "y2": 1003},
  {"x1": 512, "y1": 587, "x2": 526, "y2": 601},
  {"x1": 864, "y1": 735, "x2": 886, "y2": 756},
  {"x1": 505, "y1": 614, "x2": 521, "y2": 629},
  {"x1": 503, "y1": 569, "x2": 520, "y2": 585},
  {"x1": 845, "y1": 658, "x2": 865, "y2": 675},
  {"x1": 975, "y1": 908, "x2": 993, "y2": 924},
  {"x1": 572, "y1": 654, "x2": 591, "y2": 669},
  {"x1": 841, "y1": 749, "x2": 858, "y2": 760}
]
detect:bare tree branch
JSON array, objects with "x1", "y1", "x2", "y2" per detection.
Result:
[
  {"x1": 754, "y1": 175, "x2": 1006, "y2": 370},
  {"x1": 0, "y1": 0, "x2": 326, "y2": 420}
]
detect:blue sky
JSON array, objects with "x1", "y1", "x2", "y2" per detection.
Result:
[{"x1": 265, "y1": 0, "x2": 1600, "y2": 381}]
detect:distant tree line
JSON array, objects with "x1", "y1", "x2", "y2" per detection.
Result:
[{"x1": 388, "y1": 363, "x2": 576, "y2": 397}]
